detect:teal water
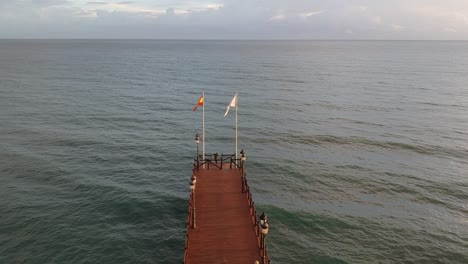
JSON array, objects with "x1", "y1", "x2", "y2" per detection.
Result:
[{"x1": 0, "y1": 40, "x2": 467, "y2": 263}]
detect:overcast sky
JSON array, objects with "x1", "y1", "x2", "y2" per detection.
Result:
[{"x1": 1, "y1": 0, "x2": 468, "y2": 39}]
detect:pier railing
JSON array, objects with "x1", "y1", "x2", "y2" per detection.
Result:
[
  {"x1": 184, "y1": 153, "x2": 270, "y2": 264},
  {"x1": 183, "y1": 187, "x2": 195, "y2": 264},
  {"x1": 243, "y1": 175, "x2": 271, "y2": 264},
  {"x1": 192, "y1": 153, "x2": 242, "y2": 170}
]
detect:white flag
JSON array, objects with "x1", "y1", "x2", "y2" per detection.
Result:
[{"x1": 224, "y1": 93, "x2": 237, "y2": 117}]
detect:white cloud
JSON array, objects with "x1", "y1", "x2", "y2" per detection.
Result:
[
  {"x1": 299, "y1": 10, "x2": 324, "y2": 18},
  {"x1": 1, "y1": 0, "x2": 468, "y2": 39},
  {"x1": 390, "y1": 24, "x2": 404, "y2": 31},
  {"x1": 31, "y1": 0, "x2": 71, "y2": 7},
  {"x1": 88, "y1": 1, "x2": 165, "y2": 15},
  {"x1": 206, "y1": 4, "x2": 223, "y2": 11},
  {"x1": 270, "y1": 10, "x2": 285, "y2": 21}
]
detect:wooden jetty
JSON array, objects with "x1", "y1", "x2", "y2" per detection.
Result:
[{"x1": 183, "y1": 153, "x2": 270, "y2": 264}]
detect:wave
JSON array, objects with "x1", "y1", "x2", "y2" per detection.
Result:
[
  {"x1": 328, "y1": 117, "x2": 385, "y2": 127},
  {"x1": 255, "y1": 204, "x2": 468, "y2": 264},
  {"x1": 416, "y1": 101, "x2": 468, "y2": 109},
  {"x1": 278, "y1": 134, "x2": 468, "y2": 159}
]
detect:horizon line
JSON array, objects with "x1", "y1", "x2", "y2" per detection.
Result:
[{"x1": 1, "y1": 38, "x2": 467, "y2": 41}]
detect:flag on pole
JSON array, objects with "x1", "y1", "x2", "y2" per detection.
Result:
[
  {"x1": 193, "y1": 95, "x2": 204, "y2": 112},
  {"x1": 224, "y1": 93, "x2": 237, "y2": 117}
]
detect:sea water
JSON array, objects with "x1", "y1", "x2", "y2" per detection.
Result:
[{"x1": 0, "y1": 40, "x2": 467, "y2": 263}]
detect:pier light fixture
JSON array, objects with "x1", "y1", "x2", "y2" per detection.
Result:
[
  {"x1": 190, "y1": 180, "x2": 196, "y2": 191},
  {"x1": 240, "y1": 149, "x2": 246, "y2": 170},
  {"x1": 240, "y1": 149, "x2": 246, "y2": 161},
  {"x1": 195, "y1": 133, "x2": 200, "y2": 167},
  {"x1": 261, "y1": 222, "x2": 269, "y2": 235},
  {"x1": 259, "y1": 212, "x2": 269, "y2": 264},
  {"x1": 190, "y1": 178, "x2": 197, "y2": 229},
  {"x1": 260, "y1": 212, "x2": 269, "y2": 235},
  {"x1": 191, "y1": 174, "x2": 196, "y2": 184},
  {"x1": 260, "y1": 212, "x2": 267, "y2": 225}
]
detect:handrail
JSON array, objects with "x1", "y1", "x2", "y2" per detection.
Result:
[
  {"x1": 193, "y1": 153, "x2": 242, "y2": 170},
  {"x1": 183, "y1": 188, "x2": 195, "y2": 264},
  {"x1": 184, "y1": 157, "x2": 270, "y2": 264},
  {"x1": 243, "y1": 176, "x2": 271, "y2": 264}
]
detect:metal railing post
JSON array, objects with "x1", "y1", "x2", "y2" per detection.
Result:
[{"x1": 191, "y1": 190, "x2": 196, "y2": 228}]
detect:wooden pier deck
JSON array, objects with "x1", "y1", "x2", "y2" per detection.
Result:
[{"x1": 184, "y1": 161, "x2": 267, "y2": 264}]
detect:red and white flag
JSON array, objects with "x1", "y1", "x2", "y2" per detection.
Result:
[{"x1": 193, "y1": 95, "x2": 204, "y2": 112}]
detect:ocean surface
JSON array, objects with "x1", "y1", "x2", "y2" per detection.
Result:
[{"x1": 0, "y1": 40, "x2": 467, "y2": 264}]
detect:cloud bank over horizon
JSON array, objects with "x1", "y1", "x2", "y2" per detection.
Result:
[{"x1": 1, "y1": 0, "x2": 468, "y2": 39}]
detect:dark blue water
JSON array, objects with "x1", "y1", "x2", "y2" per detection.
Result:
[{"x1": 1, "y1": 40, "x2": 467, "y2": 263}]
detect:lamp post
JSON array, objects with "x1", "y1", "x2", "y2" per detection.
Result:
[
  {"x1": 190, "y1": 177, "x2": 196, "y2": 228},
  {"x1": 240, "y1": 149, "x2": 245, "y2": 167},
  {"x1": 260, "y1": 212, "x2": 269, "y2": 264},
  {"x1": 195, "y1": 133, "x2": 200, "y2": 168},
  {"x1": 241, "y1": 150, "x2": 246, "y2": 192},
  {"x1": 241, "y1": 150, "x2": 246, "y2": 167}
]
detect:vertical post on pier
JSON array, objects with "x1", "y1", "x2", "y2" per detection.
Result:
[
  {"x1": 190, "y1": 176, "x2": 196, "y2": 228},
  {"x1": 241, "y1": 150, "x2": 246, "y2": 193},
  {"x1": 259, "y1": 212, "x2": 269, "y2": 264},
  {"x1": 195, "y1": 134, "x2": 200, "y2": 169},
  {"x1": 192, "y1": 192, "x2": 196, "y2": 228}
]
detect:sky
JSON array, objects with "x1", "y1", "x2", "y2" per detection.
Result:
[{"x1": 1, "y1": 0, "x2": 468, "y2": 39}]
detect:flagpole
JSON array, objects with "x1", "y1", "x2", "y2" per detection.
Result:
[
  {"x1": 235, "y1": 92, "x2": 238, "y2": 160},
  {"x1": 202, "y1": 92, "x2": 205, "y2": 160}
]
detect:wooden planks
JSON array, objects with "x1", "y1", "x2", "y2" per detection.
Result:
[{"x1": 185, "y1": 167, "x2": 261, "y2": 264}]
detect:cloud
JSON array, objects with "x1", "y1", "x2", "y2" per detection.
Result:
[
  {"x1": 31, "y1": 0, "x2": 71, "y2": 7},
  {"x1": 165, "y1": 8, "x2": 175, "y2": 16},
  {"x1": 390, "y1": 24, "x2": 404, "y2": 31},
  {"x1": 299, "y1": 10, "x2": 324, "y2": 18},
  {"x1": 87, "y1": 1, "x2": 107, "y2": 5},
  {"x1": 270, "y1": 12, "x2": 285, "y2": 21},
  {"x1": 1, "y1": 0, "x2": 468, "y2": 39}
]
